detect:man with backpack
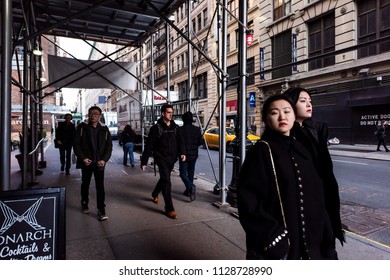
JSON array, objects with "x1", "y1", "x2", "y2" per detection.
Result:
[{"x1": 141, "y1": 104, "x2": 186, "y2": 219}]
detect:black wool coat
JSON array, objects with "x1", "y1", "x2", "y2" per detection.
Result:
[
  {"x1": 295, "y1": 120, "x2": 345, "y2": 244},
  {"x1": 237, "y1": 130, "x2": 337, "y2": 260}
]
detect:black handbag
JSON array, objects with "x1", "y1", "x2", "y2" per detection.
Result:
[{"x1": 54, "y1": 139, "x2": 60, "y2": 148}]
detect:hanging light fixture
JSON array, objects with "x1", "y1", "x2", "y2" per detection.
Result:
[
  {"x1": 33, "y1": 41, "x2": 42, "y2": 56},
  {"x1": 33, "y1": 48, "x2": 42, "y2": 56}
]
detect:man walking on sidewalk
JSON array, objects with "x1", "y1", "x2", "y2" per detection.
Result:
[
  {"x1": 55, "y1": 113, "x2": 76, "y2": 175},
  {"x1": 141, "y1": 104, "x2": 186, "y2": 219},
  {"x1": 73, "y1": 106, "x2": 113, "y2": 221},
  {"x1": 178, "y1": 111, "x2": 202, "y2": 201},
  {"x1": 375, "y1": 120, "x2": 389, "y2": 152}
]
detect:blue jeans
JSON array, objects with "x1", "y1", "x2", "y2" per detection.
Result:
[
  {"x1": 179, "y1": 160, "x2": 197, "y2": 191},
  {"x1": 123, "y1": 142, "x2": 135, "y2": 165}
]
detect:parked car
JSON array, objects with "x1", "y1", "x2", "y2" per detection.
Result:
[{"x1": 202, "y1": 127, "x2": 260, "y2": 153}]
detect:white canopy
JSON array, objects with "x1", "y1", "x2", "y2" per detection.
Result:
[{"x1": 48, "y1": 55, "x2": 137, "y2": 90}]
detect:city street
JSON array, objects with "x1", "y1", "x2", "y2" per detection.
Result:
[
  {"x1": 183, "y1": 145, "x2": 390, "y2": 247},
  {"x1": 191, "y1": 148, "x2": 390, "y2": 210}
]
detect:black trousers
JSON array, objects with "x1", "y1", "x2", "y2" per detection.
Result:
[
  {"x1": 81, "y1": 163, "x2": 106, "y2": 212},
  {"x1": 59, "y1": 145, "x2": 72, "y2": 171},
  {"x1": 377, "y1": 139, "x2": 389, "y2": 151},
  {"x1": 152, "y1": 161, "x2": 175, "y2": 212}
]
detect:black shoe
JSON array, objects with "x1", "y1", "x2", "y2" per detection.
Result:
[
  {"x1": 61, "y1": 164, "x2": 65, "y2": 171},
  {"x1": 131, "y1": 164, "x2": 135, "y2": 167},
  {"x1": 190, "y1": 186, "x2": 196, "y2": 201},
  {"x1": 97, "y1": 210, "x2": 108, "y2": 221},
  {"x1": 377, "y1": 149, "x2": 381, "y2": 151},
  {"x1": 65, "y1": 170, "x2": 70, "y2": 175},
  {"x1": 81, "y1": 202, "x2": 90, "y2": 214},
  {"x1": 183, "y1": 189, "x2": 190, "y2": 197},
  {"x1": 386, "y1": 150, "x2": 389, "y2": 152}
]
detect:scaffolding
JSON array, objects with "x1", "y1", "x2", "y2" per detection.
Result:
[{"x1": 1, "y1": 0, "x2": 251, "y2": 208}]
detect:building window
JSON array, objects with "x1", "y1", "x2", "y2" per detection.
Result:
[
  {"x1": 226, "y1": 57, "x2": 255, "y2": 86},
  {"x1": 203, "y1": 8, "x2": 208, "y2": 27},
  {"x1": 197, "y1": 14, "x2": 202, "y2": 30},
  {"x1": 178, "y1": 80, "x2": 188, "y2": 100},
  {"x1": 194, "y1": 73, "x2": 208, "y2": 99},
  {"x1": 192, "y1": 19, "x2": 196, "y2": 33},
  {"x1": 227, "y1": 34, "x2": 231, "y2": 53},
  {"x1": 272, "y1": 30, "x2": 292, "y2": 79},
  {"x1": 193, "y1": 46, "x2": 197, "y2": 62},
  {"x1": 308, "y1": 12, "x2": 335, "y2": 70},
  {"x1": 12, "y1": 47, "x2": 24, "y2": 70},
  {"x1": 274, "y1": 0, "x2": 291, "y2": 21},
  {"x1": 358, "y1": 0, "x2": 390, "y2": 58},
  {"x1": 181, "y1": 53, "x2": 185, "y2": 68},
  {"x1": 203, "y1": 39, "x2": 208, "y2": 55},
  {"x1": 235, "y1": 29, "x2": 239, "y2": 49},
  {"x1": 246, "y1": 57, "x2": 255, "y2": 85}
]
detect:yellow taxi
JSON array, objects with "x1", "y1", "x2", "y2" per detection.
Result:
[{"x1": 202, "y1": 127, "x2": 260, "y2": 153}]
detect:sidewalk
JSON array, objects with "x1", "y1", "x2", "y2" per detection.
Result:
[
  {"x1": 8, "y1": 142, "x2": 390, "y2": 260},
  {"x1": 328, "y1": 143, "x2": 390, "y2": 161}
]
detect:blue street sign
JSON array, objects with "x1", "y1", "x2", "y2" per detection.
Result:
[
  {"x1": 98, "y1": 96, "x2": 106, "y2": 104},
  {"x1": 249, "y1": 92, "x2": 256, "y2": 108}
]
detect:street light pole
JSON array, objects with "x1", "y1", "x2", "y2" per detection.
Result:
[{"x1": 226, "y1": 0, "x2": 248, "y2": 207}]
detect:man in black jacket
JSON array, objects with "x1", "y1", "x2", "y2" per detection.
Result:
[
  {"x1": 376, "y1": 120, "x2": 389, "y2": 152},
  {"x1": 141, "y1": 104, "x2": 186, "y2": 219},
  {"x1": 73, "y1": 106, "x2": 113, "y2": 221},
  {"x1": 178, "y1": 111, "x2": 202, "y2": 201},
  {"x1": 55, "y1": 113, "x2": 76, "y2": 175}
]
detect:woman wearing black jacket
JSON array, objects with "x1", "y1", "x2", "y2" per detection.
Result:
[
  {"x1": 238, "y1": 95, "x2": 338, "y2": 260},
  {"x1": 283, "y1": 87, "x2": 345, "y2": 246}
]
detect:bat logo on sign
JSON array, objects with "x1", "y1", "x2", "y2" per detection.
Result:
[{"x1": 0, "y1": 197, "x2": 45, "y2": 235}]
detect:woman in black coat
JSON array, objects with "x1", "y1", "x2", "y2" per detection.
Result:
[
  {"x1": 237, "y1": 95, "x2": 338, "y2": 260},
  {"x1": 283, "y1": 87, "x2": 345, "y2": 246}
]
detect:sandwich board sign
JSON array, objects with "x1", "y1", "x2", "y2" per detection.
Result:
[{"x1": 0, "y1": 187, "x2": 65, "y2": 260}]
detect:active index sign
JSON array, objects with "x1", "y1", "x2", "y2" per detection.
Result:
[{"x1": 0, "y1": 187, "x2": 66, "y2": 260}]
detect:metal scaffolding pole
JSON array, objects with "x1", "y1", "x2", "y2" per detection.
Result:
[
  {"x1": 0, "y1": 0, "x2": 13, "y2": 191},
  {"x1": 166, "y1": 23, "x2": 171, "y2": 101},
  {"x1": 140, "y1": 45, "x2": 145, "y2": 151},
  {"x1": 187, "y1": 0, "x2": 192, "y2": 109},
  {"x1": 217, "y1": 1, "x2": 228, "y2": 206},
  {"x1": 227, "y1": 0, "x2": 248, "y2": 207}
]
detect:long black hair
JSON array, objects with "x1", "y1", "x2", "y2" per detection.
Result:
[{"x1": 282, "y1": 87, "x2": 309, "y2": 105}]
